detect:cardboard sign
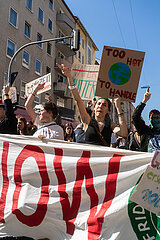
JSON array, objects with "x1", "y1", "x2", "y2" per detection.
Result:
[
  {"x1": 25, "y1": 73, "x2": 51, "y2": 96},
  {"x1": 2, "y1": 87, "x2": 17, "y2": 103},
  {"x1": 151, "y1": 150, "x2": 160, "y2": 168},
  {"x1": 95, "y1": 46, "x2": 145, "y2": 102},
  {"x1": 130, "y1": 162, "x2": 160, "y2": 216},
  {"x1": 65, "y1": 64, "x2": 99, "y2": 100}
]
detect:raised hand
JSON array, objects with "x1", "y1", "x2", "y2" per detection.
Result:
[{"x1": 142, "y1": 87, "x2": 151, "y2": 104}]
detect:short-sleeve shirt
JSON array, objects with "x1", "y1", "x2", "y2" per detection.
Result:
[{"x1": 33, "y1": 116, "x2": 64, "y2": 140}]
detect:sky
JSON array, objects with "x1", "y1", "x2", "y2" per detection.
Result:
[{"x1": 64, "y1": 0, "x2": 160, "y2": 124}]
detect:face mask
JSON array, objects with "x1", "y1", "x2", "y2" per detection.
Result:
[{"x1": 150, "y1": 120, "x2": 160, "y2": 130}]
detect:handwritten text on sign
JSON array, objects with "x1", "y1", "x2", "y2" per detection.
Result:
[
  {"x1": 130, "y1": 164, "x2": 160, "y2": 216},
  {"x1": 95, "y1": 46, "x2": 145, "y2": 102},
  {"x1": 25, "y1": 73, "x2": 51, "y2": 96},
  {"x1": 65, "y1": 64, "x2": 99, "y2": 100}
]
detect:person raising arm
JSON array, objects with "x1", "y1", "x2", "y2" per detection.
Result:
[
  {"x1": 57, "y1": 63, "x2": 128, "y2": 146},
  {"x1": 25, "y1": 83, "x2": 64, "y2": 140}
]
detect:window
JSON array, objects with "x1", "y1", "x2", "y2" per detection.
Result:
[
  {"x1": 48, "y1": 19, "x2": 52, "y2": 32},
  {"x1": 45, "y1": 93, "x2": 50, "y2": 101},
  {"x1": 9, "y1": 8, "x2": 18, "y2": 27},
  {"x1": 26, "y1": 0, "x2": 32, "y2": 11},
  {"x1": 82, "y1": 39, "x2": 85, "y2": 49},
  {"x1": 22, "y1": 50, "x2": 30, "y2": 66},
  {"x1": 38, "y1": 8, "x2": 43, "y2": 23},
  {"x1": 82, "y1": 55, "x2": 84, "y2": 64},
  {"x1": 88, "y1": 46, "x2": 92, "y2": 64},
  {"x1": 57, "y1": 97, "x2": 64, "y2": 107},
  {"x1": 58, "y1": 51, "x2": 64, "y2": 59},
  {"x1": 35, "y1": 59, "x2": 41, "y2": 74},
  {"x1": 21, "y1": 81, "x2": 26, "y2": 98},
  {"x1": 7, "y1": 39, "x2": 15, "y2": 57},
  {"x1": 46, "y1": 66, "x2": 51, "y2": 74},
  {"x1": 37, "y1": 33, "x2": 42, "y2": 48},
  {"x1": 47, "y1": 43, "x2": 52, "y2": 55},
  {"x1": 49, "y1": 0, "x2": 53, "y2": 9},
  {"x1": 78, "y1": 51, "x2": 81, "y2": 62},
  {"x1": 34, "y1": 95, "x2": 40, "y2": 103},
  {"x1": 57, "y1": 74, "x2": 66, "y2": 83},
  {"x1": 24, "y1": 21, "x2": 31, "y2": 38},
  {"x1": 59, "y1": 31, "x2": 66, "y2": 44}
]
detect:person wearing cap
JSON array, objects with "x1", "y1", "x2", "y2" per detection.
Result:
[
  {"x1": 0, "y1": 84, "x2": 17, "y2": 134},
  {"x1": 57, "y1": 63, "x2": 128, "y2": 146},
  {"x1": 25, "y1": 83, "x2": 64, "y2": 140},
  {"x1": 132, "y1": 88, "x2": 160, "y2": 152}
]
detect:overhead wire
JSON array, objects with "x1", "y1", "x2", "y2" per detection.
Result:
[
  {"x1": 111, "y1": 0, "x2": 126, "y2": 48},
  {"x1": 129, "y1": 0, "x2": 139, "y2": 49},
  {"x1": 129, "y1": 0, "x2": 148, "y2": 87}
]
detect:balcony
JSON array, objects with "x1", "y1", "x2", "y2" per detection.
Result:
[
  {"x1": 56, "y1": 13, "x2": 75, "y2": 35},
  {"x1": 55, "y1": 39, "x2": 75, "y2": 57},
  {"x1": 57, "y1": 106, "x2": 74, "y2": 120},
  {"x1": 53, "y1": 82, "x2": 68, "y2": 98}
]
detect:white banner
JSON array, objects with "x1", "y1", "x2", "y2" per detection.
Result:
[{"x1": 0, "y1": 134, "x2": 158, "y2": 240}]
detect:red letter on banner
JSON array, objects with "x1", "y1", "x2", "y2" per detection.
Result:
[
  {"x1": 87, "y1": 154, "x2": 123, "y2": 240},
  {"x1": 0, "y1": 142, "x2": 9, "y2": 223},
  {"x1": 54, "y1": 148, "x2": 99, "y2": 235},
  {"x1": 54, "y1": 149, "x2": 123, "y2": 239},
  {"x1": 12, "y1": 145, "x2": 50, "y2": 226}
]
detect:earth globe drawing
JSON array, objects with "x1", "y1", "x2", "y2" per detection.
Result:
[{"x1": 108, "y1": 62, "x2": 131, "y2": 85}]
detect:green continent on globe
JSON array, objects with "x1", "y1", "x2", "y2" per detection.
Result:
[{"x1": 108, "y1": 62, "x2": 131, "y2": 85}]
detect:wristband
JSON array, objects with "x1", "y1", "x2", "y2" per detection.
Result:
[
  {"x1": 118, "y1": 112, "x2": 124, "y2": 116},
  {"x1": 68, "y1": 84, "x2": 76, "y2": 90},
  {"x1": 4, "y1": 94, "x2": 9, "y2": 96}
]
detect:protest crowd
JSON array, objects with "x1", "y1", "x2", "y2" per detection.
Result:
[
  {"x1": 1, "y1": 65, "x2": 160, "y2": 153},
  {"x1": 0, "y1": 65, "x2": 160, "y2": 240}
]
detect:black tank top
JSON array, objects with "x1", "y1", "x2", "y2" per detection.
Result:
[{"x1": 85, "y1": 118, "x2": 112, "y2": 146}]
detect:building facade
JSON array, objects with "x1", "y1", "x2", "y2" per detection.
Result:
[
  {"x1": 73, "y1": 16, "x2": 98, "y2": 65},
  {"x1": 0, "y1": 0, "x2": 79, "y2": 122}
]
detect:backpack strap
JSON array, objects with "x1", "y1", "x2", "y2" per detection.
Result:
[{"x1": 92, "y1": 123, "x2": 109, "y2": 147}]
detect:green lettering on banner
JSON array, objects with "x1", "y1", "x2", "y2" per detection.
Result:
[
  {"x1": 77, "y1": 79, "x2": 83, "y2": 94},
  {"x1": 128, "y1": 176, "x2": 160, "y2": 240},
  {"x1": 84, "y1": 81, "x2": 92, "y2": 99},
  {"x1": 80, "y1": 80, "x2": 88, "y2": 98},
  {"x1": 65, "y1": 78, "x2": 97, "y2": 100},
  {"x1": 88, "y1": 80, "x2": 97, "y2": 99}
]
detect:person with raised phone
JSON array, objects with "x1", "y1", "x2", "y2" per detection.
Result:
[
  {"x1": 132, "y1": 87, "x2": 160, "y2": 152},
  {"x1": 25, "y1": 83, "x2": 64, "y2": 140},
  {"x1": 56, "y1": 63, "x2": 128, "y2": 146}
]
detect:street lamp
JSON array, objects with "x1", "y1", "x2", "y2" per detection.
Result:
[{"x1": 7, "y1": 30, "x2": 80, "y2": 86}]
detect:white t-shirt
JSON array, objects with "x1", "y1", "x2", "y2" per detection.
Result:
[{"x1": 33, "y1": 116, "x2": 64, "y2": 140}]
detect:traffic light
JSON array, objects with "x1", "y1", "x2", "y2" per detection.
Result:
[{"x1": 70, "y1": 29, "x2": 80, "y2": 52}]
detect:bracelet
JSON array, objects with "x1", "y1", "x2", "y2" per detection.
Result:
[
  {"x1": 118, "y1": 112, "x2": 124, "y2": 116},
  {"x1": 68, "y1": 84, "x2": 76, "y2": 90},
  {"x1": 4, "y1": 94, "x2": 9, "y2": 96},
  {"x1": 32, "y1": 93, "x2": 36, "y2": 97}
]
